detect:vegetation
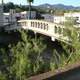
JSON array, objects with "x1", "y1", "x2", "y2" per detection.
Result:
[
  {"x1": 0, "y1": 17, "x2": 80, "y2": 79},
  {"x1": 62, "y1": 17, "x2": 80, "y2": 63},
  {"x1": 1, "y1": 1, "x2": 80, "y2": 80},
  {"x1": 3, "y1": 2, "x2": 36, "y2": 13},
  {"x1": 0, "y1": 30, "x2": 48, "y2": 79},
  {"x1": 3, "y1": 2, "x2": 80, "y2": 15}
]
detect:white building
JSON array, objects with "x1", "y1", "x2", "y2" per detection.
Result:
[
  {"x1": 3, "y1": 10, "x2": 36, "y2": 24},
  {"x1": 42, "y1": 14, "x2": 54, "y2": 22},
  {"x1": 64, "y1": 12, "x2": 80, "y2": 23},
  {"x1": 42, "y1": 14, "x2": 65, "y2": 23},
  {"x1": 42, "y1": 12, "x2": 80, "y2": 24},
  {"x1": 2, "y1": 8, "x2": 80, "y2": 26},
  {"x1": 54, "y1": 16, "x2": 65, "y2": 24},
  {"x1": 20, "y1": 11, "x2": 36, "y2": 19},
  {"x1": 3, "y1": 9, "x2": 16, "y2": 23},
  {"x1": 3, "y1": 13, "x2": 9, "y2": 23}
]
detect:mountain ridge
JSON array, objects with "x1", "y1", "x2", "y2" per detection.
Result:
[{"x1": 37, "y1": 3, "x2": 80, "y2": 10}]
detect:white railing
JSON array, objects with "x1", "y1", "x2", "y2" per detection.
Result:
[{"x1": 4, "y1": 19, "x2": 68, "y2": 42}]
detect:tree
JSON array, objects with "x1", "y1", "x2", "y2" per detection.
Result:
[
  {"x1": 7, "y1": 2, "x2": 15, "y2": 9},
  {"x1": 27, "y1": 0, "x2": 34, "y2": 19},
  {"x1": 0, "y1": 71, "x2": 6, "y2": 80},
  {"x1": 10, "y1": 41, "x2": 31, "y2": 80},
  {"x1": 63, "y1": 17, "x2": 80, "y2": 63},
  {"x1": 9, "y1": 29, "x2": 47, "y2": 79},
  {"x1": 28, "y1": 36, "x2": 46, "y2": 74},
  {"x1": 9, "y1": 30, "x2": 33, "y2": 79},
  {"x1": 4, "y1": 2, "x2": 15, "y2": 12}
]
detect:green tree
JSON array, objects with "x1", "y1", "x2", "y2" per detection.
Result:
[
  {"x1": 0, "y1": 71, "x2": 6, "y2": 80},
  {"x1": 63, "y1": 17, "x2": 80, "y2": 63},
  {"x1": 28, "y1": 36, "x2": 46, "y2": 74},
  {"x1": 9, "y1": 30, "x2": 32, "y2": 79},
  {"x1": 10, "y1": 42, "x2": 31, "y2": 80},
  {"x1": 0, "y1": 46, "x2": 12, "y2": 80},
  {"x1": 9, "y1": 30, "x2": 47, "y2": 79}
]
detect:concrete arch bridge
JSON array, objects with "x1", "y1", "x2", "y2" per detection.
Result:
[{"x1": 4, "y1": 19, "x2": 75, "y2": 43}]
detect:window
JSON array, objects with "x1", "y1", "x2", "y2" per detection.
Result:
[
  {"x1": 75, "y1": 17, "x2": 79, "y2": 20},
  {"x1": 5, "y1": 17, "x2": 9, "y2": 20}
]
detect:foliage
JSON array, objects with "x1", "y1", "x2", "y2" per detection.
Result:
[
  {"x1": 28, "y1": 36, "x2": 47, "y2": 74},
  {"x1": 4, "y1": 2, "x2": 15, "y2": 12},
  {"x1": 1, "y1": 17, "x2": 80, "y2": 79},
  {"x1": 50, "y1": 17, "x2": 80, "y2": 71},
  {"x1": 0, "y1": 29, "x2": 47, "y2": 79},
  {"x1": 0, "y1": 71, "x2": 6, "y2": 80},
  {"x1": 9, "y1": 30, "x2": 47, "y2": 79},
  {"x1": 62, "y1": 17, "x2": 80, "y2": 63}
]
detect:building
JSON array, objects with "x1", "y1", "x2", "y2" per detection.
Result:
[
  {"x1": 2, "y1": 8, "x2": 80, "y2": 26},
  {"x1": 42, "y1": 12, "x2": 80, "y2": 24},
  {"x1": 3, "y1": 9, "x2": 16, "y2": 24},
  {"x1": 3, "y1": 10, "x2": 36, "y2": 24},
  {"x1": 42, "y1": 14, "x2": 65, "y2": 24},
  {"x1": 20, "y1": 11, "x2": 36, "y2": 19},
  {"x1": 42, "y1": 14, "x2": 54, "y2": 22},
  {"x1": 64, "y1": 12, "x2": 80, "y2": 23},
  {"x1": 54, "y1": 16, "x2": 65, "y2": 24}
]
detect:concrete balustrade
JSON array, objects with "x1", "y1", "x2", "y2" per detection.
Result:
[{"x1": 5, "y1": 19, "x2": 68, "y2": 42}]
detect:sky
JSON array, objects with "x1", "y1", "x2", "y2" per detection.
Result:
[{"x1": 1, "y1": 0, "x2": 80, "y2": 6}]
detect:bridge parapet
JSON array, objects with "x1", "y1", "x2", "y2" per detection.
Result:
[{"x1": 5, "y1": 19, "x2": 69, "y2": 42}]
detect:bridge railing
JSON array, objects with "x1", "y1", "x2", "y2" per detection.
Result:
[
  {"x1": 5, "y1": 19, "x2": 69, "y2": 42},
  {"x1": 17, "y1": 20, "x2": 61, "y2": 37}
]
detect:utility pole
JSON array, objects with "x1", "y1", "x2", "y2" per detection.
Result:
[{"x1": 0, "y1": 0, "x2": 4, "y2": 28}]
